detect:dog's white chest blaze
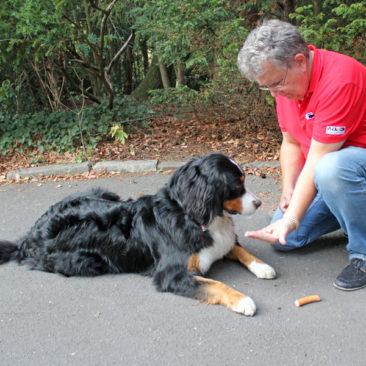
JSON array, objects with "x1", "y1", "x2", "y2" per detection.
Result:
[{"x1": 198, "y1": 214, "x2": 236, "y2": 274}]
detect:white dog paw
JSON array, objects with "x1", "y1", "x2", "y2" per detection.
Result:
[
  {"x1": 248, "y1": 261, "x2": 276, "y2": 279},
  {"x1": 232, "y1": 296, "x2": 256, "y2": 316}
]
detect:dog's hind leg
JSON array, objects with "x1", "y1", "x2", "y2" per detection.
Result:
[
  {"x1": 153, "y1": 264, "x2": 200, "y2": 298},
  {"x1": 194, "y1": 276, "x2": 256, "y2": 316},
  {"x1": 32, "y1": 250, "x2": 120, "y2": 277},
  {"x1": 227, "y1": 244, "x2": 276, "y2": 279}
]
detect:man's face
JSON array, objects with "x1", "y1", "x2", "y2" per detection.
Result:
[{"x1": 256, "y1": 54, "x2": 310, "y2": 101}]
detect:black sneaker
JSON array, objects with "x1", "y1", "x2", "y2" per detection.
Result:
[{"x1": 333, "y1": 258, "x2": 366, "y2": 291}]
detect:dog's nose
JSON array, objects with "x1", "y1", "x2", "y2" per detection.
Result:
[{"x1": 253, "y1": 199, "x2": 262, "y2": 209}]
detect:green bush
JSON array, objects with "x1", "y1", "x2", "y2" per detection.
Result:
[
  {"x1": 0, "y1": 94, "x2": 151, "y2": 156},
  {"x1": 290, "y1": 1, "x2": 366, "y2": 63}
]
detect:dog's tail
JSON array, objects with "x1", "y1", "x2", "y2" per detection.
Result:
[{"x1": 0, "y1": 240, "x2": 19, "y2": 264}]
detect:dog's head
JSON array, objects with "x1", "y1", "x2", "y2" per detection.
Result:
[{"x1": 168, "y1": 153, "x2": 261, "y2": 225}]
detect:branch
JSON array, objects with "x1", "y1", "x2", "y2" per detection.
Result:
[
  {"x1": 90, "y1": 0, "x2": 118, "y2": 109},
  {"x1": 62, "y1": 14, "x2": 99, "y2": 53},
  {"x1": 89, "y1": 0, "x2": 107, "y2": 14},
  {"x1": 107, "y1": 30, "x2": 135, "y2": 74},
  {"x1": 68, "y1": 58, "x2": 100, "y2": 74},
  {"x1": 58, "y1": 61, "x2": 101, "y2": 104},
  {"x1": 64, "y1": 43, "x2": 100, "y2": 75},
  {"x1": 99, "y1": 0, "x2": 117, "y2": 54}
]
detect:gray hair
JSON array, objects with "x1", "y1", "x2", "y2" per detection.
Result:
[{"x1": 237, "y1": 19, "x2": 309, "y2": 81}]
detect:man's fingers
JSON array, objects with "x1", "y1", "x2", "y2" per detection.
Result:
[
  {"x1": 245, "y1": 230, "x2": 278, "y2": 244},
  {"x1": 278, "y1": 233, "x2": 287, "y2": 245}
]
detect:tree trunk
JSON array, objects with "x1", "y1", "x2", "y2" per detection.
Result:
[
  {"x1": 209, "y1": 60, "x2": 219, "y2": 80},
  {"x1": 280, "y1": 0, "x2": 296, "y2": 20},
  {"x1": 159, "y1": 63, "x2": 170, "y2": 89},
  {"x1": 131, "y1": 55, "x2": 162, "y2": 99},
  {"x1": 313, "y1": 0, "x2": 321, "y2": 16},
  {"x1": 123, "y1": 43, "x2": 134, "y2": 95},
  {"x1": 175, "y1": 60, "x2": 185, "y2": 86},
  {"x1": 141, "y1": 40, "x2": 149, "y2": 75}
]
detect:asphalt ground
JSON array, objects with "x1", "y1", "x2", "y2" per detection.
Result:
[{"x1": 0, "y1": 171, "x2": 364, "y2": 366}]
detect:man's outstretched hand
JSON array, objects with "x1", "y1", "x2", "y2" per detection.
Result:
[{"x1": 245, "y1": 217, "x2": 297, "y2": 245}]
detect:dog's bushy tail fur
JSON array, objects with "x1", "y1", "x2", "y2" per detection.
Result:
[{"x1": 0, "y1": 241, "x2": 19, "y2": 264}]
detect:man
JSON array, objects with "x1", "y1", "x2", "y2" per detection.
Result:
[{"x1": 237, "y1": 19, "x2": 366, "y2": 290}]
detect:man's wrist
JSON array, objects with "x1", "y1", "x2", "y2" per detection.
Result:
[{"x1": 283, "y1": 213, "x2": 300, "y2": 230}]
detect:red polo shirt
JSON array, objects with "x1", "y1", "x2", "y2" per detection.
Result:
[{"x1": 276, "y1": 46, "x2": 366, "y2": 158}]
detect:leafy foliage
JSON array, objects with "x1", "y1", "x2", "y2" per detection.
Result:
[
  {"x1": 0, "y1": 95, "x2": 151, "y2": 155},
  {"x1": 290, "y1": 1, "x2": 366, "y2": 62},
  {"x1": 0, "y1": 0, "x2": 364, "y2": 157},
  {"x1": 149, "y1": 86, "x2": 199, "y2": 114},
  {"x1": 134, "y1": 0, "x2": 240, "y2": 71},
  {"x1": 110, "y1": 124, "x2": 129, "y2": 145}
]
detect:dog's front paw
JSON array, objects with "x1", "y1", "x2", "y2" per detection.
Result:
[
  {"x1": 248, "y1": 261, "x2": 276, "y2": 279},
  {"x1": 232, "y1": 296, "x2": 256, "y2": 316}
]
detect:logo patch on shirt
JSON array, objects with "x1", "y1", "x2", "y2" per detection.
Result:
[
  {"x1": 305, "y1": 112, "x2": 315, "y2": 120},
  {"x1": 326, "y1": 126, "x2": 346, "y2": 135}
]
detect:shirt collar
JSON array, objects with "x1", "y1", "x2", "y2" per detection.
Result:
[{"x1": 305, "y1": 45, "x2": 321, "y2": 97}]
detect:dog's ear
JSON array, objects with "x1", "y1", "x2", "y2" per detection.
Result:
[{"x1": 168, "y1": 158, "x2": 223, "y2": 225}]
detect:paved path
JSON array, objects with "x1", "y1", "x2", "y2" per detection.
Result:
[{"x1": 0, "y1": 172, "x2": 364, "y2": 366}]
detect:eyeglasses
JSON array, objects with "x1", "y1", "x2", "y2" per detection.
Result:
[{"x1": 258, "y1": 67, "x2": 288, "y2": 91}]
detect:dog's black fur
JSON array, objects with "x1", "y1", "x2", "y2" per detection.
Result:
[{"x1": 0, "y1": 153, "x2": 264, "y2": 307}]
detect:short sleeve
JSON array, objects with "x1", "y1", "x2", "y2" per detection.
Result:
[
  {"x1": 276, "y1": 100, "x2": 287, "y2": 132},
  {"x1": 312, "y1": 82, "x2": 365, "y2": 143}
]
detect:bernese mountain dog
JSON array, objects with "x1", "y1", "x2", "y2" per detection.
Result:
[{"x1": 0, "y1": 153, "x2": 275, "y2": 316}]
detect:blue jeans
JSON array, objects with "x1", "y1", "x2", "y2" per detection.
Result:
[{"x1": 272, "y1": 146, "x2": 366, "y2": 260}]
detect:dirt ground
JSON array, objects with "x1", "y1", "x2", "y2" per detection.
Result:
[{"x1": 0, "y1": 115, "x2": 282, "y2": 184}]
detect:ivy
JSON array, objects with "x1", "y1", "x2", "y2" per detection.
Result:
[{"x1": 0, "y1": 95, "x2": 151, "y2": 155}]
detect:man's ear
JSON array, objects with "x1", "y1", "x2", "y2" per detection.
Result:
[{"x1": 294, "y1": 53, "x2": 307, "y2": 70}]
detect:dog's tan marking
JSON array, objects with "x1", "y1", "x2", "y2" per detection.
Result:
[
  {"x1": 223, "y1": 197, "x2": 243, "y2": 213},
  {"x1": 188, "y1": 254, "x2": 201, "y2": 273},
  {"x1": 194, "y1": 276, "x2": 255, "y2": 316},
  {"x1": 225, "y1": 250, "x2": 237, "y2": 261},
  {"x1": 229, "y1": 244, "x2": 264, "y2": 267},
  {"x1": 240, "y1": 175, "x2": 245, "y2": 182},
  {"x1": 228, "y1": 244, "x2": 276, "y2": 279}
]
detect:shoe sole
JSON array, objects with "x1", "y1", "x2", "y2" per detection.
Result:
[{"x1": 333, "y1": 281, "x2": 366, "y2": 291}]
